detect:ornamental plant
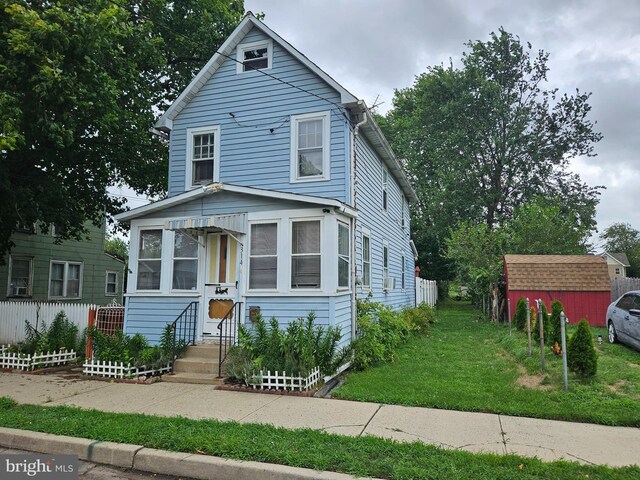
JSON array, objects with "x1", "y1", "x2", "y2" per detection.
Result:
[
  {"x1": 513, "y1": 297, "x2": 528, "y2": 330},
  {"x1": 549, "y1": 300, "x2": 564, "y2": 348},
  {"x1": 567, "y1": 319, "x2": 597, "y2": 378}
]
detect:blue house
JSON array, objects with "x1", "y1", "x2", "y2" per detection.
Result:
[{"x1": 115, "y1": 13, "x2": 417, "y2": 351}]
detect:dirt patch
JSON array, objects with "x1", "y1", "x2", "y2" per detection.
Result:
[
  {"x1": 515, "y1": 364, "x2": 553, "y2": 390},
  {"x1": 607, "y1": 380, "x2": 627, "y2": 394},
  {"x1": 627, "y1": 362, "x2": 639, "y2": 369}
]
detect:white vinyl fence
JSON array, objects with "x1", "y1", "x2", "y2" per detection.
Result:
[
  {"x1": 0, "y1": 302, "x2": 92, "y2": 344},
  {"x1": 416, "y1": 278, "x2": 438, "y2": 306}
]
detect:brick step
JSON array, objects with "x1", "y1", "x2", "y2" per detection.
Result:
[{"x1": 162, "y1": 372, "x2": 225, "y2": 385}]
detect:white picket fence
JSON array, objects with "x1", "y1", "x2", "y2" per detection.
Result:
[
  {"x1": 249, "y1": 366, "x2": 321, "y2": 391},
  {"x1": 0, "y1": 301, "x2": 93, "y2": 344},
  {"x1": 415, "y1": 278, "x2": 438, "y2": 306},
  {"x1": 0, "y1": 345, "x2": 77, "y2": 371},
  {"x1": 82, "y1": 359, "x2": 172, "y2": 379}
]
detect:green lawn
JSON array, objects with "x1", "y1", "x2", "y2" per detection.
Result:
[
  {"x1": 0, "y1": 398, "x2": 637, "y2": 480},
  {"x1": 334, "y1": 301, "x2": 640, "y2": 426}
]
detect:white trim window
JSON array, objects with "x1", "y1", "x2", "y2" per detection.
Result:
[
  {"x1": 291, "y1": 220, "x2": 321, "y2": 289},
  {"x1": 172, "y1": 232, "x2": 198, "y2": 290},
  {"x1": 236, "y1": 39, "x2": 273, "y2": 73},
  {"x1": 49, "y1": 261, "x2": 82, "y2": 299},
  {"x1": 7, "y1": 256, "x2": 33, "y2": 297},
  {"x1": 105, "y1": 271, "x2": 118, "y2": 296},
  {"x1": 186, "y1": 126, "x2": 220, "y2": 188},
  {"x1": 383, "y1": 242, "x2": 389, "y2": 285},
  {"x1": 249, "y1": 223, "x2": 278, "y2": 290},
  {"x1": 615, "y1": 267, "x2": 621, "y2": 275},
  {"x1": 362, "y1": 230, "x2": 371, "y2": 289},
  {"x1": 401, "y1": 253, "x2": 406, "y2": 290},
  {"x1": 137, "y1": 229, "x2": 163, "y2": 290},
  {"x1": 290, "y1": 111, "x2": 330, "y2": 182},
  {"x1": 382, "y1": 168, "x2": 389, "y2": 211},
  {"x1": 338, "y1": 222, "x2": 350, "y2": 289}
]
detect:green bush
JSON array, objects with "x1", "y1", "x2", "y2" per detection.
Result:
[
  {"x1": 567, "y1": 319, "x2": 597, "y2": 377},
  {"x1": 512, "y1": 298, "x2": 527, "y2": 330},
  {"x1": 233, "y1": 312, "x2": 347, "y2": 382},
  {"x1": 401, "y1": 303, "x2": 437, "y2": 334},
  {"x1": 20, "y1": 311, "x2": 80, "y2": 355},
  {"x1": 549, "y1": 300, "x2": 564, "y2": 347},
  {"x1": 532, "y1": 301, "x2": 552, "y2": 342}
]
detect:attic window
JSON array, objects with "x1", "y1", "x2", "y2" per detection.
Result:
[{"x1": 237, "y1": 40, "x2": 272, "y2": 73}]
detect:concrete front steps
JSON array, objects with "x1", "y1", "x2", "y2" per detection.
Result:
[{"x1": 162, "y1": 344, "x2": 226, "y2": 385}]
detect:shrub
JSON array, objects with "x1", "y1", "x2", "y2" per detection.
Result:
[
  {"x1": 567, "y1": 319, "x2": 597, "y2": 377},
  {"x1": 532, "y1": 301, "x2": 551, "y2": 342},
  {"x1": 512, "y1": 298, "x2": 527, "y2": 330},
  {"x1": 20, "y1": 311, "x2": 80, "y2": 355},
  {"x1": 529, "y1": 306, "x2": 537, "y2": 333},
  {"x1": 549, "y1": 300, "x2": 564, "y2": 347},
  {"x1": 401, "y1": 303, "x2": 437, "y2": 334}
]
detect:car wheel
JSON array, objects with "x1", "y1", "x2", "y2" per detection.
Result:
[{"x1": 608, "y1": 321, "x2": 618, "y2": 344}]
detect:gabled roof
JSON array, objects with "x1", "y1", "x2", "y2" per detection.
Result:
[
  {"x1": 154, "y1": 13, "x2": 417, "y2": 204},
  {"x1": 114, "y1": 183, "x2": 357, "y2": 222},
  {"x1": 601, "y1": 252, "x2": 630, "y2": 267},
  {"x1": 155, "y1": 12, "x2": 357, "y2": 132},
  {"x1": 503, "y1": 255, "x2": 610, "y2": 292}
]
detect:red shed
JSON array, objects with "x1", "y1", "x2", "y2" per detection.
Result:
[{"x1": 503, "y1": 255, "x2": 611, "y2": 327}]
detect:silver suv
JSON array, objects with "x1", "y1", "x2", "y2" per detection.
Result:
[{"x1": 607, "y1": 291, "x2": 640, "y2": 352}]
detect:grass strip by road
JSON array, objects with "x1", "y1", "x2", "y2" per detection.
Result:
[
  {"x1": 334, "y1": 301, "x2": 640, "y2": 426},
  {"x1": 0, "y1": 397, "x2": 637, "y2": 480}
]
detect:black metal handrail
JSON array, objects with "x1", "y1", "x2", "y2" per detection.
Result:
[
  {"x1": 171, "y1": 301, "x2": 199, "y2": 362},
  {"x1": 217, "y1": 301, "x2": 242, "y2": 377}
]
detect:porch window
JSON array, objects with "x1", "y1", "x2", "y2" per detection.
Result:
[
  {"x1": 173, "y1": 232, "x2": 198, "y2": 290},
  {"x1": 105, "y1": 271, "x2": 118, "y2": 296},
  {"x1": 137, "y1": 229, "x2": 162, "y2": 290},
  {"x1": 291, "y1": 220, "x2": 321, "y2": 289},
  {"x1": 49, "y1": 261, "x2": 82, "y2": 299},
  {"x1": 362, "y1": 231, "x2": 371, "y2": 288},
  {"x1": 290, "y1": 112, "x2": 330, "y2": 182},
  {"x1": 8, "y1": 256, "x2": 32, "y2": 297},
  {"x1": 338, "y1": 222, "x2": 350, "y2": 288},
  {"x1": 249, "y1": 223, "x2": 278, "y2": 289}
]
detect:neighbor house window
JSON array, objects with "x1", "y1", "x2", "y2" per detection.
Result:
[
  {"x1": 105, "y1": 271, "x2": 118, "y2": 296},
  {"x1": 172, "y1": 232, "x2": 198, "y2": 290},
  {"x1": 615, "y1": 268, "x2": 621, "y2": 275},
  {"x1": 8, "y1": 256, "x2": 33, "y2": 297},
  {"x1": 338, "y1": 223, "x2": 350, "y2": 289},
  {"x1": 249, "y1": 223, "x2": 278, "y2": 289},
  {"x1": 187, "y1": 126, "x2": 219, "y2": 188},
  {"x1": 137, "y1": 229, "x2": 162, "y2": 290},
  {"x1": 49, "y1": 261, "x2": 82, "y2": 299},
  {"x1": 290, "y1": 112, "x2": 330, "y2": 182},
  {"x1": 291, "y1": 220, "x2": 321, "y2": 288},
  {"x1": 362, "y1": 231, "x2": 371, "y2": 289},
  {"x1": 52, "y1": 223, "x2": 66, "y2": 236},
  {"x1": 237, "y1": 40, "x2": 272, "y2": 72},
  {"x1": 382, "y1": 169, "x2": 388, "y2": 211}
]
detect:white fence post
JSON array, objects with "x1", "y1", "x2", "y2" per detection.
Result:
[
  {"x1": 0, "y1": 301, "x2": 92, "y2": 344},
  {"x1": 415, "y1": 278, "x2": 437, "y2": 307}
]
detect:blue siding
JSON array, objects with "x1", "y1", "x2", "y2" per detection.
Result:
[
  {"x1": 169, "y1": 27, "x2": 349, "y2": 202},
  {"x1": 331, "y1": 294, "x2": 352, "y2": 347},
  {"x1": 354, "y1": 134, "x2": 415, "y2": 309},
  {"x1": 125, "y1": 296, "x2": 196, "y2": 344}
]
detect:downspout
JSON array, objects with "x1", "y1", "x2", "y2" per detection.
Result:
[{"x1": 350, "y1": 102, "x2": 368, "y2": 342}]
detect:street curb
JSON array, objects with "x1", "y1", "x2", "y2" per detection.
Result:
[{"x1": 0, "y1": 428, "x2": 380, "y2": 480}]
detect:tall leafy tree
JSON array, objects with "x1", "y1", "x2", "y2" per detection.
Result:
[
  {"x1": 381, "y1": 28, "x2": 602, "y2": 279},
  {"x1": 0, "y1": 0, "x2": 244, "y2": 260},
  {"x1": 600, "y1": 223, "x2": 640, "y2": 277}
]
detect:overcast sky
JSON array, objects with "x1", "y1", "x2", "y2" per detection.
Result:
[{"x1": 245, "y1": 0, "x2": 640, "y2": 247}]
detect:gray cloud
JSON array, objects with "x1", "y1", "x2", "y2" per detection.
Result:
[{"x1": 247, "y1": 0, "x2": 640, "y2": 232}]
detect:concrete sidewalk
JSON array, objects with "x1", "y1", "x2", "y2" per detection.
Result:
[{"x1": 1, "y1": 373, "x2": 638, "y2": 467}]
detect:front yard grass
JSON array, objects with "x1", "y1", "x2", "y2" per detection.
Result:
[
  {"x1": 333, "y1": 300, "x2": 640, "y2": 426},
  {"x1": 0, "y1": 397, "x2": 637, "y2": 480}
]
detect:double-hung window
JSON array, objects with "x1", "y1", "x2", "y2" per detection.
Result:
[
  {"x1": 49, "y1": 261, "x2": 82, "y2": 299},
  {"x1": 383, "y1": 243, "x2": 389, "y2": 284},
  {"x1": 338, "y1": 223, "x2": 350, "y2": 289},
  {"x1": 249, "y1": 223, "x2": 278, "y2": 290},
  {"x1": 105, "y1": 271, "x2": 118, "y2": 296},
  {"x1": 172, "y1": 232, "x2": 198, "y2": 290},
  {"x1": 237, "y1": 40, "x2": 272, "y2": 72},
  {"x1": 187, "y1": 126, "x2": 219, "y2": 188},
  {"x1": 8, "y1": 256, "x2": 33, "y2": 297},
  {"x1": 382, "y1": 169, "x2": 388, "y2": 211},
  {"x1": 137, "y1": 230, "x2": 162, "y2": 290},
  {"x1": 401, "y1": 254, "x2": 406, "y2": 290},
  {"x1": 362, "y1": 231, "x2": 371, "y2": 289},
  {"x1": 291, "y1": 220, "x2": 321, "y2": 289},
  {"x1": 291, "y1": 112, "x2": 330, "y2": 182}
]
